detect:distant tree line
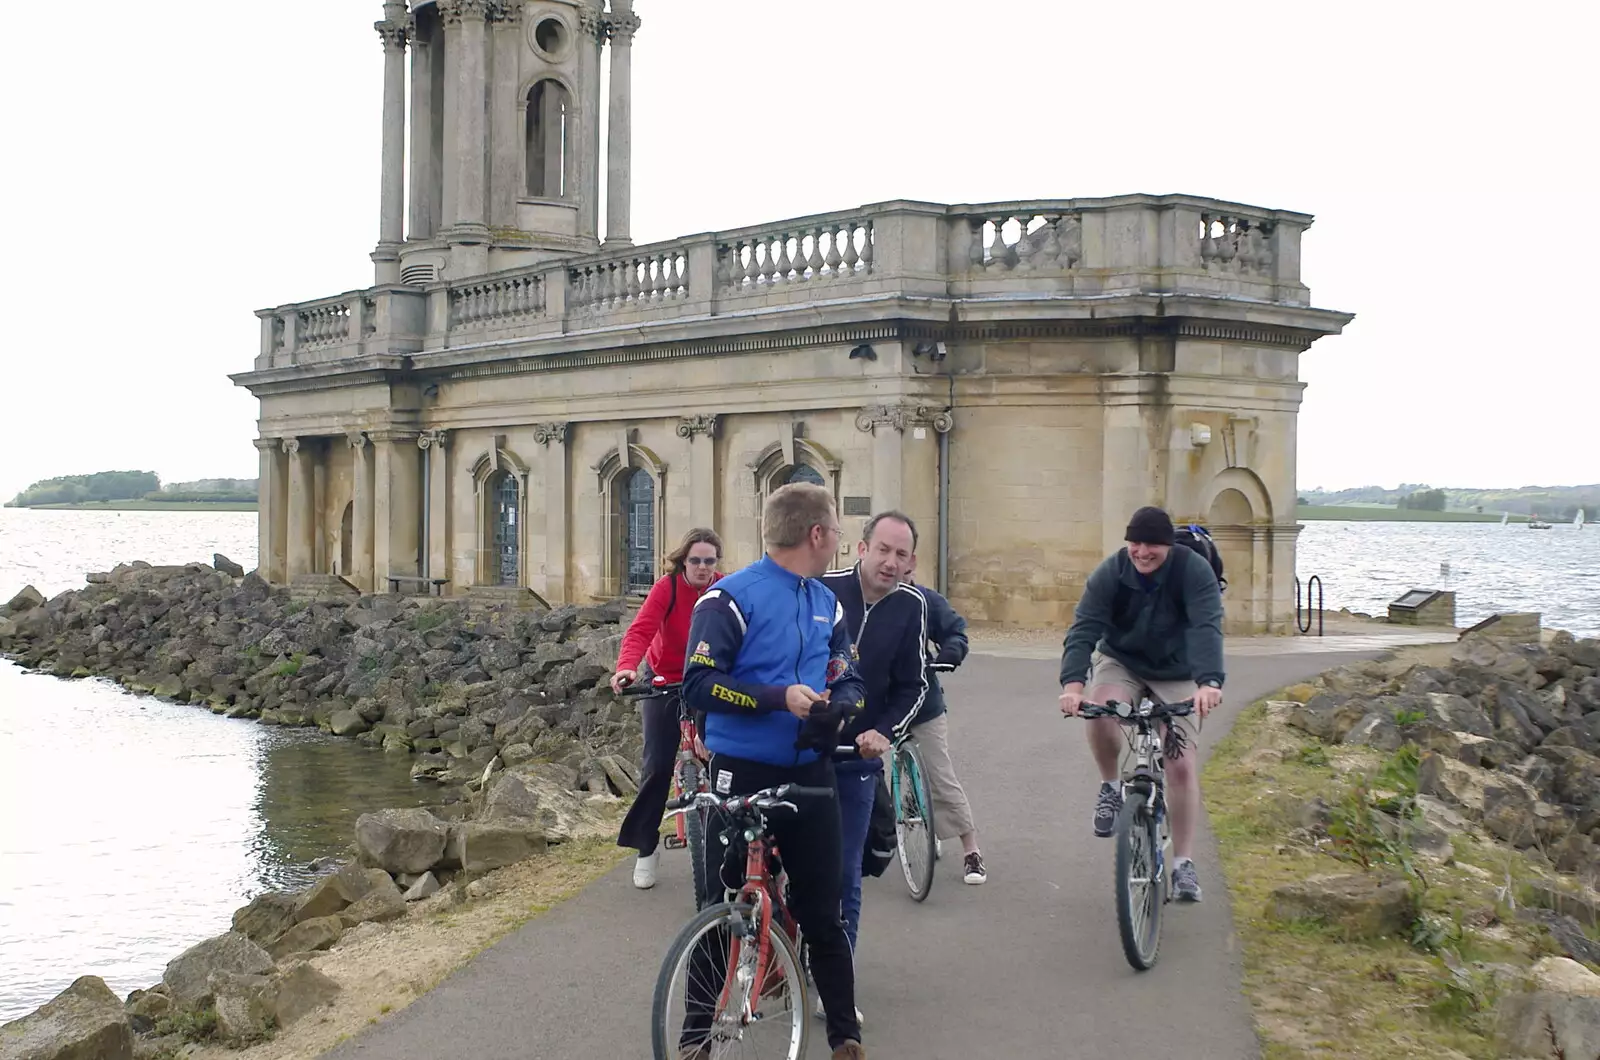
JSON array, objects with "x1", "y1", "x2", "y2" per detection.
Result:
[
  {"x1": 7, "y1": 472, "x2": 258, "y2": 507},
  {"x1": 1397, "y1": 488, "x2": 1448, "y2": 512}
]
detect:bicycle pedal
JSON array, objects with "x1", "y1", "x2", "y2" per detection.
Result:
[{"x1": 663, "y1": 836, "x2": 688, "y2": 850}]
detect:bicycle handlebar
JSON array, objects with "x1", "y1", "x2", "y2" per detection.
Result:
[
  {"x1": 617, "y1": 678, "x2": 682, "y2": 697},
  {"x1": 665, "y1": 782, "x2": 835, "y2": 814},
  {"x1": 1069, "y1": 699, "x2": 1195, "y2": 721},
  {"x1": 929, "y1": 662, "x2": 956, "y2": 673}
]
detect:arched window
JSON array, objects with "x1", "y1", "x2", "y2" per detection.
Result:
[
  {"x1": 623, "y1": 468, "x2": 655, "y2": 595},
  {"x1": 491, "y1": 470, "x2": 521, "y2": 586},
  {"x1": 339, "y1": 501, "x2": 354, "y2": 576},
  {"x1": 525, "y1": 80, "x2": 571, "y2": 198},
  {"x1": 782, "y1": 463, "x2": 826, "y2": 488}
]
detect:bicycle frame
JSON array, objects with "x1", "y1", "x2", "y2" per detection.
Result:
[{"x1": 1120, "y1": 713, "x2": 1172, "y2": 896}]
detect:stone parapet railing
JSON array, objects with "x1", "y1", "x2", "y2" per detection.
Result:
[{"x1": 252, "y1": 194, "x2": 1318, "y2": 369}]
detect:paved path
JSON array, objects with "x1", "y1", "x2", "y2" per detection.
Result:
[{"x1": 328, "y1": 644, "x2": 1395, "y2": 1060}]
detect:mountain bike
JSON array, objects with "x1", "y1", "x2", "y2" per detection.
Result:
[
  {"x1": 650, "y1": 783, "x2": 833, "y2": 1060},
  {"x1": 892, "y1": 663, "x2": 952, "y2": 901},
  {"x1": 1071, "y1": 698, "x2": 1195, "y2": 971},
  {"x1": 620, "y1": 676, "x2": 710, "y2": 908}
]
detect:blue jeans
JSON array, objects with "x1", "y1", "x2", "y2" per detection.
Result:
[{"x1": 834, "y1": 760, "x2": 882, "y2": 953}]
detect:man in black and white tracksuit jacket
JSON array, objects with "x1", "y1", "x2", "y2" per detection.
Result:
[{"x1": 821, "y1": 510, "x2": 929, "y2": 960}]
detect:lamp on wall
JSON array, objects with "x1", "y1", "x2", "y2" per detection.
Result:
[
  {"x1": 912, "y1": 340, "x2": 947, "y2": 361},
  {"x1": 848, "y1": 344, "x2": 877, "y2": 361},
  {"x1": 1190, "y1": 423, "x2": 1212, "y2": 447}
]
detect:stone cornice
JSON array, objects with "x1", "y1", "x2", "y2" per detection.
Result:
[
  {"x1": 855, "y1": 403, "x2": 953, "y2": 435},
  {"x1": 367, "y1": 428, "x2": 421, "y2": 443},
  {"x1": 252, "y1": 438, "x2": 278, "y2": 452},
  {"x1": 532, "y1": 421, "x2": 569, "y2": 446},
  {"x1": 675, "y1": 413, "x2": 718, "y2": 439}
]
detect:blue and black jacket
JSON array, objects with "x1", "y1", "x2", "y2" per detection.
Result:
[
  {"x1": 682, "y1": 555, "x2": 867, "y2": 768},
  {"x1": 909, "y1": 582, "x2": 969, "y2": 727},
  {"x1": 821, "y1": 564, "x2": 930, "y2": 750}
]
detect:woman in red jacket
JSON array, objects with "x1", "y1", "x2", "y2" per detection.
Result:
[{"x1": 611, "y1": 526, "x2": 723, "y2": 888}]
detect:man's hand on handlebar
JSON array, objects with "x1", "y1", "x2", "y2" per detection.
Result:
[
  {"x1": 1059, "y1": 681, "x2": 1085, "y2": 717},
  {"x1": 609, "y1": 669, "x2": 638, "y2": 695},
  {"x1": 856, "y1": 730, "x2": 891, "y2": 759},
  {"x1": 1194, "y1": 684, "x2": 1222, "y2": 719}
]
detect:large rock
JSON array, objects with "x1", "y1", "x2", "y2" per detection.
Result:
[
  {"x1": 329, "y1": 709, "x2": 371, "y2": 737},
  {"x1": 209, "y1": 971, "x2": 271, "y2": 1044},
  {"x1": 230, "y1": 890, "x2": 299, "y2": 947},
  {"x1": 268, "y1": 915, "x2": 344, "y2": 960},
  {"x1": 355, "y1": 808, "x2": 449, "y2": 874},
  {"x1": 213, "y1": 554, "x2": 246, "y2": 578},
  {"x1": 0, "y1": 975, "x2": 132, "y2": 1060},
  {"x1": 2, "y1": 584, "x2": 45, "y2": 616},
  {"x1": 1285, "y1": 694, "x2": 1369, "y2": 742},
  {"x1": 338, "y1": 875, "x2": 407, "y2": 927},
  {"x1": 403, "y1": 872, "x2": 441, "y2": 902},
  {"x1": 1265, "y1": 872, "x2": 1417, "y2": 939},
  {"x1": 261, "y1": 963, "x2": 341, "y2": 1027},
  {"x1": 1496, "y1": 957, "x2": 1600, "y2": 1058},
  {"x1": 445, "y1": 819, "x2": 549, "y2": 873},
  {"x1": 162, "y1": 931, "x2": 273, "y2": 1008},
  {"x1": 1483, "y1": 784, "x2": 1540, "y2": 848},
  {"x1": 294, "y1": 862, "x2": 379, "y2": 922},
  {"x1": 482, "y1": 769, "x2": 591, "y2": 841}
]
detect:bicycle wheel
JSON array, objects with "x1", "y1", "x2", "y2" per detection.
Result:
[
  {"x1": 650, "y1": 900, "x2": 810, "y2": 1060},
  {"x1": 1114, "y1": 791, "x2": 1164, "y2": 970},
  {"x1": 894, "y1": 741, "x2": 937, "y2": 902},
  {"x1": 675, "y1": 757, "x2": 709, "y2": 909}
]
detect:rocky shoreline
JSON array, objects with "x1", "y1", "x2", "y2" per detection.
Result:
[{"x1": 0, "y1": 560, "x2": 646, "y2": 1059}]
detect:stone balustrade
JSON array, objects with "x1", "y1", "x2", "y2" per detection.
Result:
[{"x1": 251, "y1": 193, "x2": 1317, "y2": 370}]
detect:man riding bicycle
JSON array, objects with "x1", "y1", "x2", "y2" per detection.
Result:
[
  {"x1": 681, "y1": 483, "x2": 870, "y2": 1060},
  {"x1": 1057, "y1": 506, "x2": 1225, "y2": 903}
]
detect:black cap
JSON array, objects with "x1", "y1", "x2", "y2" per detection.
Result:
[{"x1": 1125, "y1": 506, "x2": 1176, "y2": 546}]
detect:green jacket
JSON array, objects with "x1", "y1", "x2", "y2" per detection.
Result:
[{"x1": 1058, "y1": 546, "x2": 1226, "y2": 689}]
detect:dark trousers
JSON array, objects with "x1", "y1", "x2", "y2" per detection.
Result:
[
  {"x1": 684, "y1": 753, "x2": 861, "y2": 1050},
  {"x1": 616, "y1": 693, "x2": 679, "y2": 855},
  {"x1": 834, "y1": 759, "x2": 882, "y2": 952}
]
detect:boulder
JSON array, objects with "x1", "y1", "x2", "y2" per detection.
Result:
[
  {"x1": 329, "y1": 709, "x2": 371, "y2": 737},
  {"x1": 230, "y1": 890, "x2": 299, "y2": 947},
  {"x1": 209, "y1": 970, "x2": 271, "y2": 1044},
  {"x1": 162, "y1": 931, "x2": 273, "y2": 1008},
  {"x1": 445, "y1": 819, "x2": 548, "y2": 873},
  {"x1": 355, "y1": 808, "x2": 449, "y2": 874},
  {"x1": 1285, "y1": 694, "x2": 1368, "y2": 742},
  {"x1": 123, "y1": 987, "x2": 171, "y2": 1034},
  {"x1": 1344, "y1": 712, "x2": 1403, "y2": 752},
  {"x1": 1496, "y1": 957, "x2": 1600, "y2": 1058},
  {"x1": 268, "y1": 915, "x2": 344, "y2": 960},
  {"x1": 1483, "y1": 784, "x2": 1541, "y2": 848},
  {"x1": 2, "y1": 584, "x2": 45, "y2": 616},
  {"x1": 1265, "y1": 872, "x2": 1417, "y2": 939},
  {"x1": 294, "y1": 862, "x2": 378, "y2": 922},
  {"x1": 338, "y1": 876, "x2": 407, "y2": 928},
  {"x1": 260, "y1": 962, "x2": 341, "y2": 1027},
  {"x1": 598, "y1": 754, "x2": 640, "y2": 796},
  {"x1": 1520, "y1": 908, "x2": 1600, "y2": 967},
  {"x1": 213, "y1": 554, "x2": 246, "y2": 578},
  {"x1": 403, "y1": 872, "x2": 441, "y2": 902},
  {"x1": 0, "y1": 975, "x2": 132, "y2": 1060}
]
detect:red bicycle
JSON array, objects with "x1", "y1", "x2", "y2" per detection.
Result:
[
  {"x1": 620, "y1": 675, "x2": 711, "y2": 907},
  {"x1": 649, "y1": 783, "x2": 831, "y2": 1060}
]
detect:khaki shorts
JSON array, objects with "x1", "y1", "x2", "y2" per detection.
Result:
[{"x1": 1086, "y1": 650, "x2": 1197, "y2": 708}]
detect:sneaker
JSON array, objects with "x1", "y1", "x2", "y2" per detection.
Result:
[
  {"x1": 1172, "y1": 859, "x2": 1203, "y2": 902},
  {"x1": 632, "y1": 852, "x2": 659, "y2": 890},
  {"x1": 962, "y1": 851, "x2": 988, "y2": 885},
  {"x1": 813, "y1": 995, "x2": 864, "y2": 1025},
  {"x1": 1093, "y1": 783, "x2": 1123, "y2": 838},
  {"x1": 934, "y1": 838, "x2": 943, "y2": 861},
  {"x1": 831, "y1": 1042, "x2": 866, "y2": 1060}
]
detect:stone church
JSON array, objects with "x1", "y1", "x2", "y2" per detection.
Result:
[{"x1": 234, "y1": 0, "x2": 1353, "y2": 631}]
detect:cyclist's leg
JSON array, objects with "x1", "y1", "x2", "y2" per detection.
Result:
[
  {"x1": 834, "y1": 761, "x2": 878, "y2": 953},
  {"x1": 1146, "y1": 678, "x2": 1202, "y2": 859},
  {"x1": 1085, "y1": 651, "x2": 1141, "y2": 782},
  {"x1": 617, "y1": 693, "x2": 679, "y2": 858},
  {"x1": 769, "y1": 760, "x2": 861, "y2": 1051},
  {"x1": 912, "y1": 715, "x2": 977, "y2": 851}
]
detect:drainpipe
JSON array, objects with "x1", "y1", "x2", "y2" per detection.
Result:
[
  {"x1": 420, "y1": 443, "x2": 430, "y2": 580},
  {"x1": 938, "y1": 413, "x2": 950, "y2": 596}
]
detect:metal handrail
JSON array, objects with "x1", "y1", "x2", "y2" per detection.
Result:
[{"x1": 1295, "y1": 575, "x2": 1324, "y2": 636}]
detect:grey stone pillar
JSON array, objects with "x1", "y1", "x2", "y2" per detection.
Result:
[
  {"x1": 407, "y1": 11, "x2": 435, "y2": 241},
  {"x1": 420, "y1": 430, "x2": 451, "y2": 587},
  {"x1": 576, "y1": 4, "x2": 606, "y2": 241},
  {"x1": 372, "y1": 430, "x2": 422, "y2": 584},
  {"x1": 348, "y1": 432, "x2": 375, "y2": 591},
  {"x1": 604, "y1": 6, "x2": 640, "y2": 246},
  {"x1": 373, "y1": 5, "x2": 408, "y2": 284},
  {"x1": 254, "y1": 439, "x2": 288, "y2": 584},
  {"x1": 487, "y1": 2, "x2": 522, "y2": 228},
  {"x1": 284, "y1": 438, "x2": 315, "y2": 580},
  {"x1": 441, "y1": 0, "x2": 489, "y2": 246}
]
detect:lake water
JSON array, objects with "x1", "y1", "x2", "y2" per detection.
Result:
[{"x1": 0, "y1": 508, "x2": 1596, "y2": 1022}]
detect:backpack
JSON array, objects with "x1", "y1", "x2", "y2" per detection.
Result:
[
  {"x1": 1174, "y1": 524, "x2": 1226, "y2": 592},
  {"x1": 861, "y1": 773, "x2": 898, "y2": 878}
]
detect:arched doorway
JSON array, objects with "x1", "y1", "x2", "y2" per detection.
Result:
[
  {"x1": 624, "y1": 468, "x2": 655, "y2": 595},
  {"x1": 491, "y1": 470, "x2": 520, "y2": 586},
  {"x1": 1207, "y1": 487, "x2": 1256, "y2": 634},
  {"x1": 339, "y1": 502, "x2": 353, "y2": 577},
  {"x1": 525, "y1": 80, "x2": 571, "y2": 198}
]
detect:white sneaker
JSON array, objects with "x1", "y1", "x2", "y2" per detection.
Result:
[
  {"x1": 812, "y1": 996, "x2": 864, "y2": 1025},
  {"x1": 934, "y1": 838, "x2": 943, "y2": 861},
  {"x1": 633, "y1": 852, "x2": 659, "y2": 890}
]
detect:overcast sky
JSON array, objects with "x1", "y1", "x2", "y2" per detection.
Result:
[{"x1": 3, "y1": 0, "x2": 1594, "y2": 501}]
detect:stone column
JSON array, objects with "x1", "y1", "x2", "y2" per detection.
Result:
[
  {"x1": 373, "y1": 5, "x2": 409, "y2": 284},
  {"x1": 419, "y1": 430, "x2": 451, "y2": 587},
  {"x1": 254, "y1": 439, "x2": 289, "y2": 583},
  {"x1": 603, "y1": 6, "x2": 640, "y2": 246},
  {"x1": 534, "y1": 422, "x2": 570, "y2": 603},
  {"x1": 487, "y1": 2, "x2": 522, "y2": 229},
  {"x1": 348, "y1": 432, "x2": 375, "y2": 591},
  {"x1": 441, "y1": 0, "x2": 490, "y2": 250},
  {"x1": 678, "y1": 414, "x2": 718, "y2": 527},
  {"x1": 575, "y1": 4, "x2": 606, "y2": 241},
  {"x1": 407, "y1": 9, "x2": 436, "y2": 240},
  {"x1": 372, "y1": 430, "x2": 422, "y2": 585},
  {"x1": 284, "y1": 438, "x2": 315, "y2": 580}
]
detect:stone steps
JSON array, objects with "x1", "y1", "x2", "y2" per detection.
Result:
[
  {"x1": 289, "y1": 573, "x2": 360, "y2": 600},
  {"x1": 465, "y1": 585, "x2": 551, "y2": 611}
]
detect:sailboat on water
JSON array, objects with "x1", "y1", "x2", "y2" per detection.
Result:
[
  {"x1": 1577, "y1": 509, "x2": 1587, "y2": 531},
  {"x1": 1501, "y1": 512, "x2": 1510, "y2": 527}
]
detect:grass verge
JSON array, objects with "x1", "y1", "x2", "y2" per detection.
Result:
[{"x1": 1205, "y1": 685, "x2": 1566, "y2": 1059}]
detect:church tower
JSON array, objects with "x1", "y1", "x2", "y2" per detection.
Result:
[{"x1": 371, "y1": 0, "x2": 638, "y2": 286}]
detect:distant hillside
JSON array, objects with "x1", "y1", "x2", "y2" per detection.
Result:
[
  {"x1": 1299, "y1": 483, "x2": 1598, "y2": 521},
  {"x1": 8, "y1": 472, "x2": 257, "y2": 508}
]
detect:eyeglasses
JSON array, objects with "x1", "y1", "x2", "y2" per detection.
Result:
[{"x1": 685, "y1": 557, "x2": 719, "y2": 567}]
